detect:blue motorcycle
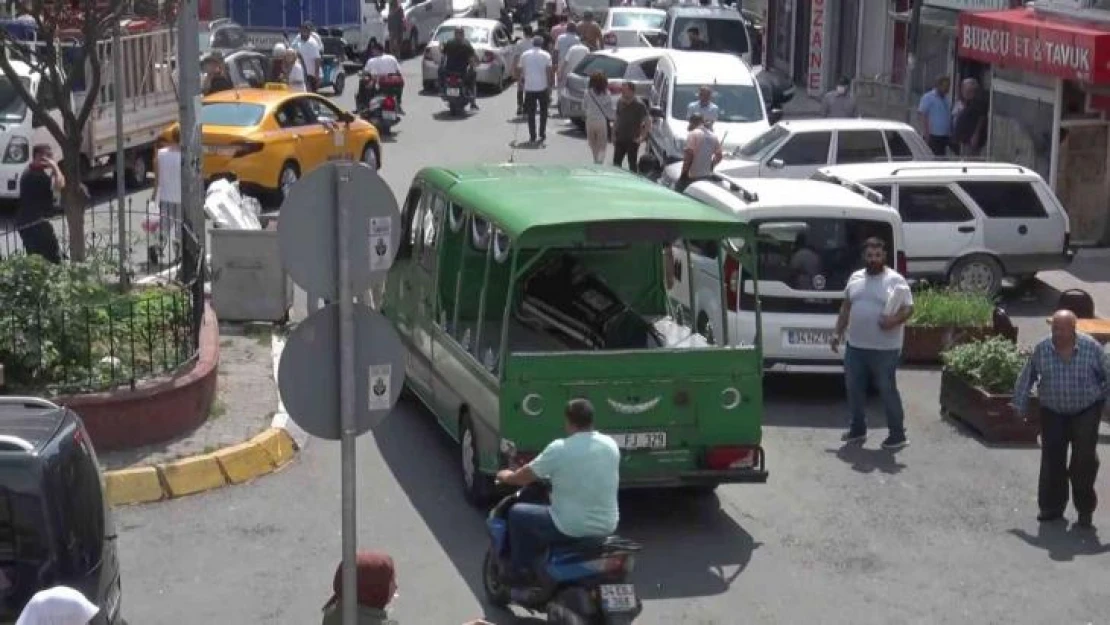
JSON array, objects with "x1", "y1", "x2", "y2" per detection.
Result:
[{"x1": 482, "y1": 483, "x2": 643, "y2": 624}]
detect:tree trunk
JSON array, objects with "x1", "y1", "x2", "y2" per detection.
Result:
[{"x1": 60, "y1": 148, "x2": 88, "y2": 262}]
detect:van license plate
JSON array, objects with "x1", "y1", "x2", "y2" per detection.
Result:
[
  {"x1": 446, "y1": 87, "x2": 461, "y2": 96},
  {"x1": 600, "y1": 584, "x2": 637, "y2": 612},
  {"x1": 612, "y1": 432, "x2": 666, "y2": 450},
  {"x1": 785, "y1": 329, "x2": 833, "y2": 346}
]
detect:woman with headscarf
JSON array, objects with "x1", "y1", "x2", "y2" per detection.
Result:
[{"x1": 15, "y1": 586, "x2": 99, "y2": 625}]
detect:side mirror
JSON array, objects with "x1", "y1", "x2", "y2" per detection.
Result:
[
  {"x1": 338, "y1": 111, "x2": 356, "y2": 124},
  {"x1": 768, "y1": 108, "x2": 782, "y2": 124},
  {"x1": 767, "y1": 158, "x2": 785, "y2": 169},
  {"x1": 649, "y1": 105, "x2": 663, "y2": 119}
]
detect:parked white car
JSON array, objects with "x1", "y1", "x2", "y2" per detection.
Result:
[
  {"x1": 421, "y1": 18, "x2": 517, "y2": 91},
  {"x1": 660, "y1": 118, "x2": 934, "y2": 183},
  {"x1": 814, "y1": 162, "x2": 1074, "y2": 296},
  {"x1": 647, "y1": 50, "x2": 770, "y2": 164},
  {"x1": 560, "y1": 47, "x2": 663, "y2": 129},
  {"x1": 667, "y1": 176, "x2": 904, "y2": 370}
]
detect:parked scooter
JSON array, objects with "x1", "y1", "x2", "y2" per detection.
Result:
[
  {"x1": 356, "y1": 72, "x2": 404, "y2": 135},
  {"x1": 440, "y1": 71, "x2": 471, "y2": 117},
  {"x1": 482, "y1": 482, "x2": 643, "y2": 624}
]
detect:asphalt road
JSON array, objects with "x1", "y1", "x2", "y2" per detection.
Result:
[{"x1": 110, "y1": 60, "x2": 1110, "y2": 624}]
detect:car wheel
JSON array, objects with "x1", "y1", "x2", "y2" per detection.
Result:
[
  {"x1": 948, "y1": 254, "x2": 1003, "y2": 297},
  {"x1": 361, "y1": 142, "x2": 380, "y2": 170},
  {"x1": 460, "y1": 415, "x2": 496, "y2": 506},
  {"x1": 123, "y1": 151, "x2": 148, "y2": 190},
  {"x1": 278, "y1": 161, "x2": 300, "y2": 200}
]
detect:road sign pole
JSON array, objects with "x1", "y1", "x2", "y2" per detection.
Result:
[{"x1": 336, "y1": 163, "x2": 358, "y2": 625}]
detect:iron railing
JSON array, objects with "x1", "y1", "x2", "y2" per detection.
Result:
[{"x1": 0, "y1": 201, "x2": 203, "y2": 394}]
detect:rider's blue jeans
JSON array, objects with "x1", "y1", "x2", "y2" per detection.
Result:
[{"x1": 508, "y1": 503, "x2": 569, "y2": 572}]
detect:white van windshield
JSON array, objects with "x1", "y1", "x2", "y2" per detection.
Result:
[
  {"x1": 671, "y1": 83, "x2": 762, "y2": 123},
  {"x1": 744, "y1": 218, "x2": 895, "y2": 293}
]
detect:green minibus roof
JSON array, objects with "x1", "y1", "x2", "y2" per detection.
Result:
[{"x1": 418, "y1": 164, "x2": 752, "y2": 245}]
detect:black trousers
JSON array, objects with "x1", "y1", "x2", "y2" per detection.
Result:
[
  {"x1": 613, "y1": 139, "x2": 640, "y2": 172},
  {"x1": 927, "y1": 134, "x2": 949, "y2": 157},
  {"x1": 1039, "y1": 401, "x2": 1102, "y2": 516},
  {"x1": 18, "y1": 221, "x2": 61, "y2": 264},
  {"x1": 523, "y1": 89, "x2": 550, "y2": 141}
]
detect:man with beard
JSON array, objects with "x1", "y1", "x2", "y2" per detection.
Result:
[{"x1": 830, "y1": 237, "x2": 913, "y2": 450}]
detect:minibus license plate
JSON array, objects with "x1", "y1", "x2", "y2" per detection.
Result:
[
  {"x1": 446, "y1": 87, "x2": 461, "y2": 96},
  {"x1": 612, "y1": 432, "x2": 666, "y2": 450},
  {"x1": 785, "y1": 329, "x2": 833, "y2": 346},
  {"x1": 600, "y1": 584, "x2": 637, "y2": 612}
]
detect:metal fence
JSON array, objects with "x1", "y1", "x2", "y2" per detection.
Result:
[{"x1": 0, "y1": 201, "x2": 203, "y2": 394}]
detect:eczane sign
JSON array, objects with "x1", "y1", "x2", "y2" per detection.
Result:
[
  {"x1": 957, "y1": 8, "x2": 1110, "y2": 83},
  {"x1": 807, "y1": 0, "x2": 828, "y2": 95}
]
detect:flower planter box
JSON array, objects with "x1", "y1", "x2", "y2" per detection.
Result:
[
  {"x1": 938, "y1": 370, "x2": 1040, "y2": 445},
  {"x1": 903, "y1": 326, "x2": 1009, "y2": 365}
]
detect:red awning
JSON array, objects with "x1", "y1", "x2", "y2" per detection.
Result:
[{"x1": 957, "y1": 8, "x2": 1110, "y2": 83}]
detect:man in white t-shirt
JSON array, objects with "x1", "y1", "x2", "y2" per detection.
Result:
[
  {"x1": 363, "y1": 41, "x2": 405, "y2": 111},
  {"x1": 831, "y1": 237, "x2": 914, "y2": 449},
  {"x1": 515, "y1": 36, "x2": 554, "y2": 143},
  {"x1": 293, "y1": 22, "x2": 323, "y2": 91}
]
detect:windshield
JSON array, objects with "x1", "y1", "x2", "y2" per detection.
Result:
[
  {"x1": 672, "y1": 17, "x2": 748, "y2": 55},
  {"x1": 0, "y1": 474, "x2": 51, "y2": 621},
  {"x1": 0, "y1": 78, "x2": 29, "y2": 123},
  {"x1": 737, "y1": 124, "x2": 787, "y2": 158},
  {"x1": 742, "y1": 218, "x2": 895, "y2": 292},
  {"x1": 611, "y1": 11, "x2": 665, "y2": 29},
  {"x1": 435, "y1": 26, "x2": 489, "y2": 45},
  {"x1": 671, "y1": 83, "x2": 762, "y2": 123},
  {"x1": 200, "y1": 102, "x2": 265, "y2": 126}
]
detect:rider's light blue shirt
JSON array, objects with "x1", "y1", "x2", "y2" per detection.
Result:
[{"x1": 529, "y1": 430, "x2": 620, "y2": 537}]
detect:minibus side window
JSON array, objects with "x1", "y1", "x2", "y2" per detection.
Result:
[
  {"x1": 436, "y1": 201, "x2": 466, "y2": 334},
  {"x1": 396, "y1": 185, "x2": 423, "y2": 260},
  {"x1": 421, "y1": 194, "x2": 444, "y2": 272}
]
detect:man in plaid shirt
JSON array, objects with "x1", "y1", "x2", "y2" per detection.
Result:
[{"x1": 1012, "y1": 309, "x2": 1110, "y2": 529}]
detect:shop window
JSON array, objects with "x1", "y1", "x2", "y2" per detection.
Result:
[
  {"x1": 958, "y1": 181, "x2": 1047, "y2": 219},
  {"x1": 835, "y1": 131, "x2": 887, "y2": 164},
  {"x1": 896, "y1": 185, "x2": 973, "y2": 223},
  {"x1": 771, "y1": 131, "x2": 831, "y2": 166},
  {"x1": 885, "y1": 132, "x2": 914, "y2": 159}
]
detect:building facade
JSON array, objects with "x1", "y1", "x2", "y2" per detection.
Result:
[{"x1": 958, "y1": 0, "x2": 1110, "y2": 243}]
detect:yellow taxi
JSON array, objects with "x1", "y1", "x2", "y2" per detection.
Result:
[{"x1": 163, "y1": 85, "x2": 381, "y2": 200}]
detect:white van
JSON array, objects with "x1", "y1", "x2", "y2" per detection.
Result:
[
  {"x1": 646, "y1": 50, "x2": 772, "y2": 165},
  {"x1": 666, "y1": 176, "x2": 905, "y2": 370},
  {"x1": 814, "y1": 162, "x2": 1073, "y2": 296}
]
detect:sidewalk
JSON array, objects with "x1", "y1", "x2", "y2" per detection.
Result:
[{"x1": 1036, "y1": 248, "x2": 1110, "y2": 316}]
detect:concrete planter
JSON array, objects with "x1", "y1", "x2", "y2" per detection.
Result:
[{"x1": 938, "y1": 370, "x2": 1040, "y2": 445}]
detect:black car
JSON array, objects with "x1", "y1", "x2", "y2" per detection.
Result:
[{"x1": 0, "y1": 397, "x2": 121, "y2": 624}]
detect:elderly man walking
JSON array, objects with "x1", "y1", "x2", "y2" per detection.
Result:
[{"x1": 1012, "y1": 310, "x2": 1109, "y2": 529}]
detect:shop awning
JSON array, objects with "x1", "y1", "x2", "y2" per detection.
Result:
[{"x1": 957, "y1": 8, "x2": 1110, "y2": 83}]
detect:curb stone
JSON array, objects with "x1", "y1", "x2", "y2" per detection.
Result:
[{"x1": 103, "y1": 427, "x2": 300, "y2": 506}]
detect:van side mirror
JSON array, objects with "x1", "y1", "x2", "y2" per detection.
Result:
[
  {"x1": 649, "y1": 105, "x2": 663, "y2": 119},
  {"x1": 337, "y1": 110, "x2": 356, "y2": 124},
  {"x1": 768, "y1": 108, "x2": 782, "y2": 124},
  {"x1": 767, "y1": 158, "x2": 785, "y2": 169}
]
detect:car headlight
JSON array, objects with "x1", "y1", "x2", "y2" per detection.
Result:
[{"x1": 4, "y1": 137, "x2": 28, "y2": 163}]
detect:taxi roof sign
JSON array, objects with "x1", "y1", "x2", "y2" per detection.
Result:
[{"x1": 264, "y1": 82, "x2": 288, "y2": 91}]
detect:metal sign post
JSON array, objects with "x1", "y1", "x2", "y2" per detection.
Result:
[{"x1": 276, "y1": 161, "x2": 403, "y2": 625}]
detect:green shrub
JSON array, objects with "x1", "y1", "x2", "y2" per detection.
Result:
[
  {"x1": 0, "y1": 254, "x2": 192, "y2": 393},
  {"x1": 941, "y1": 336, "x2": 1029, "y2": 394},
  {"x1": 909, "y1": 288, "x2": 995, "y2": 328}
]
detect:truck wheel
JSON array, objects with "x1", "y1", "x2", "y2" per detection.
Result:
[
  {"x1": 124, "y1": 152, "x2": 149, "y2": 189},
  {"x1": 460, "y1": 415, "x2": 496, "y2": 507}
]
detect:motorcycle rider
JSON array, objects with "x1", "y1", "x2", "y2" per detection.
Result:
[
  {"x1": 362, "y1": 41, "x2": 405, "y2": 112},
  {"x1": 495, "y1": 398, "x2": 620, "y2": 587},
  {"x1": 440, "y1": 26, "x2": 480, "y2": 111}
]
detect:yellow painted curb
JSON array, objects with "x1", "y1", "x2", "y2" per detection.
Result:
[
  {"x1": 215, "y1": 440, "x2": 276, "y2": 484},
  {"x1": 103, "y1": 427, "x2": 300, "y2": 505},
  {"x1": 250, "y1": 428, "x2": 297, "y2": 467},
  {"x1": 104, "y1": 466, "x2": 164, "y2": 505},
  {"x1": 160, "y1": 453, "x2": 227, "y2": 498}
]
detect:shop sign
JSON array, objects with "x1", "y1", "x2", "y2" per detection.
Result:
[
  {"x1": 925, "y1": 0, "x2": 1013, "y2": 10},
  {"x1": 807, "y1": 0, "x2": 826, "y2": 95},
  {"x1": 958, "y1": 9, "x2": 1110, "y2": 83}
]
